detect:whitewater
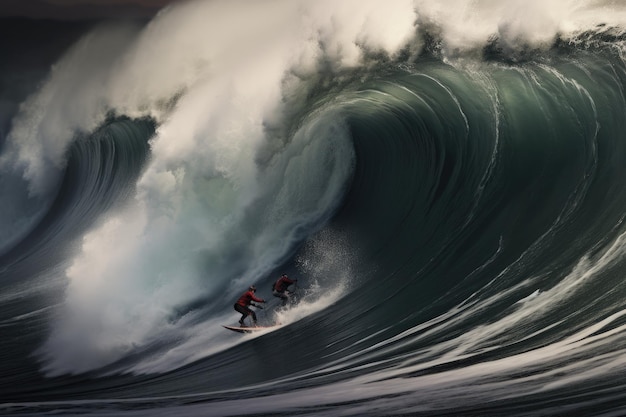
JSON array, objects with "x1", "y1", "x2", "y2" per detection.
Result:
[{"x1": 4, "y1": 0, "x2": 626, "y2": 415}]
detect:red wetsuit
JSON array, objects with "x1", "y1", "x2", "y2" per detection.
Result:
[
  {"x1": 274, "y1": 276, "x2": 296, "y2": 293},
  {"x1": 237, "y1": 290, "x2": 264, "y2": 306},
  {"x1": 273, "y1": 275, "x2": 297, "y2": 306},
  {"x1": 234, "y1": 290, "x2": 264, "y2": 325}
]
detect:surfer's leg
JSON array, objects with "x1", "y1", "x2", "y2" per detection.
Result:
[
  {"x1": 234, "y1": 304, "x2": 248, "y2": 325},
  {"x1": 273, "y1": 290, "x2": 289, "y2": 306}
]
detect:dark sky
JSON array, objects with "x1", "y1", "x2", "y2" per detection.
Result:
[{"x1": 0, "y1": 0, "x2": 184, "y2": 20}]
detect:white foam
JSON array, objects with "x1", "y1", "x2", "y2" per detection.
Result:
[{"x1": 13, "y1": 0, "x2": 626, "y2": 374}]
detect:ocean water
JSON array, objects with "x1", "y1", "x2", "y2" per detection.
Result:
[{"x1": 3, "y1": 1, "x2": 626, "y2": 415}]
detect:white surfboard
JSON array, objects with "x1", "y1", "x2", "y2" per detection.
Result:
[{"x1": 222, "y1": 324, "x2": 279, "y2": 333}]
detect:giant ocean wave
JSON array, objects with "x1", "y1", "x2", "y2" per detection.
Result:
[{"x1": 4, "y1": 0, "x2": 626, "y2": 415}]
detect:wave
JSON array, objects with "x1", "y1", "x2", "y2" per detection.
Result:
[{"x1": 4, "y1": 0, "x2": 626, "y2": 415}]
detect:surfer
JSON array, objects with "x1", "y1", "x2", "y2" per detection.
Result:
[
  {"x1": 234, "y1": 285, "x2": 265, "y2": 326},
  {"x1": 272, "y1": 274, "x2": 298, "y2": 306}
]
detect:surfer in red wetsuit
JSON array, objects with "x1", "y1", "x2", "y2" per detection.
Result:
[
  {"x1": 272, "y1": 274, "x2": 297, "y2": 306},
  {"x1": 234, "y1": 285, "x2": 265, "y2": 326}
]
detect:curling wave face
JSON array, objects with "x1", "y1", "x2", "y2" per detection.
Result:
[{"x1": 4, "y1": 0, "x2": 626, "y2": 416}]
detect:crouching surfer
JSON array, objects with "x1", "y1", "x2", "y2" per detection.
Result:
[
  {"x1": 272, "y1": 274, "x2": 298, "y2": 306},
  {"x1": 234, "y1": 285, "x2": 265, "y2": 326}
]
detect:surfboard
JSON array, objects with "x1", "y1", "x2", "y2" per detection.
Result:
[{"x1": 222, "y1": 325, "x2": 278, "y2": 333}]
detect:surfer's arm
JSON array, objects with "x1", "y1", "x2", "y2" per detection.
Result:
[{"x1": 251, "y1": 294, "x2": 265, "y2": 303}]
